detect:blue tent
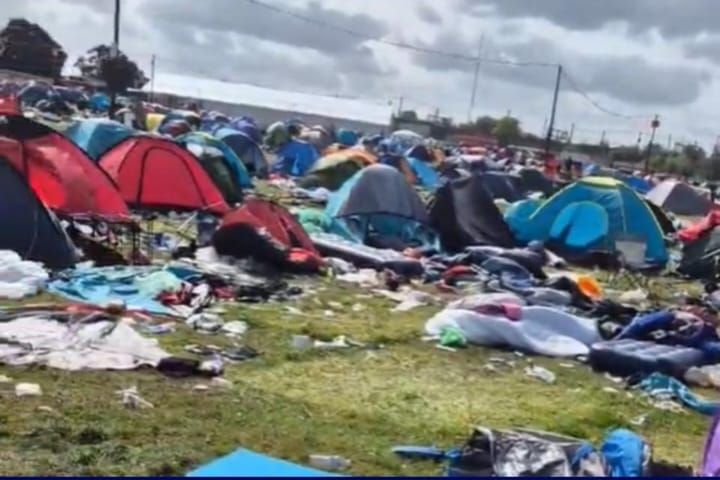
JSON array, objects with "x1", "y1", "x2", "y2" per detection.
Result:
[
  {"x1": 336, "y1": 128, "x2": 358, "y2": 147},
  {"x1": 88, "y1": 93, "x2": 110, "y2": 112},
  {"x1": 623, "y1": 175, "x2": 652, "y2": 194},
  {"x1": 507, "y1": 177, "x2": 668, "y2": 265},
  {"x1": 230, "y1": 117, "x2": 261, "y2": 144},
  {"x1": 65, "y1": 119, "x2": 134, "y2": 161},
  {"x1": 273, "y1": 139, "x2": 319, "y2": 176},
  {"x1": 0, "y1": 160, "x2": 76, "y2": 268},
  {"x1": 407, "y1": 156, "x2": 439, "y2": 190},
  {"x1": 178, "y1": 132, "x2": 252, "y2": 189},
  {"x1": 325, "y1": 164, "x2": 436, "y2": 249},
  {"x1": 215, "y1": 127, "x2": 268, "y2": 175}
]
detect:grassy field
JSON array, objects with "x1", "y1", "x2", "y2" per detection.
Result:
[{"x1": 0, "y1": 274, "x2": 715, "y2": 476}]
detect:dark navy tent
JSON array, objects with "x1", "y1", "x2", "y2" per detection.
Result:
[
  {"x1": 273, "y1": 139, "x2": 320, "y2": 176},
  {"x1": 214, "y1": 127, "x2": 268, "y2": 175},
  {"x1": 230, "y1": 117, "x2": 261, "y2": 144},
  {"x1": 65, "y1": 119, "x2": 134, "y2": 161},
  {"x1": 0, "y1": 159, "x2": 76, "y2": 268}
]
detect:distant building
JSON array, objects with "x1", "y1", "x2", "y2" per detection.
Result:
[{"x1": 141, "y1": 72, "x2": 392, "y2": 132}]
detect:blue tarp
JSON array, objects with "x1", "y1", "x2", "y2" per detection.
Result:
[
  {"x1": 179, "y1": 132, "x2": 253, "y2": 188},
  {"x1": 624, "y1": 176, "x2": 652, "y2": 194},
  {"x1": 65, "y1": 119, "x2": 134, "y2": 161},
  {"x1": 601, "y1": 429, "x2": 646, "y2": 477},
  {"x1": 508, "y1": 177, "x2": 668, "y2": 265},
  {"x1": 215, "y1": 127, "x2": 267, "y2": 174},
  {"x1": 48, "y1": 266, "x2": 191, "y2": 316},
  {"x1": 274, "y1": 139, "x2": 320, "y2": 176},
  {"x1": 187, "y1": 449, "x2": 339, "y2": 477},
  {"x1": 407, "y1": 157, "x2": 439, "y2": 190}
]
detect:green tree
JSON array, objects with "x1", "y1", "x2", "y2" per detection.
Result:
[
  {"x1": 492, "y1": 116, "x2": 521, "y2": 146},
  {"x1": 474, "y1": 115, "x2": 497, "y2": 135}
]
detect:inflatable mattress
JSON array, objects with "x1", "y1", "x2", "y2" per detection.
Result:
[
  {"x1": 590, "y1": 339, "x2": 707, "y2": 378},
  {"x1": 311, "y1": 233, "x2": 423, "y2": 276}
]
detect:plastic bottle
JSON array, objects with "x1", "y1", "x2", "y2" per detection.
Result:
[{"x1": 308, "y1": 455, "x2": 351, "y2": 471}]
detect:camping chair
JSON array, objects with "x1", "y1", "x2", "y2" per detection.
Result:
[{"x1": 608, "y1": 234, "x2": 655, "y2": 289}]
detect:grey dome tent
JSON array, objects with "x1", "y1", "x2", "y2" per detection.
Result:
[{"x1": 646, "y1": 180, "x2": 711, "y2": 216}]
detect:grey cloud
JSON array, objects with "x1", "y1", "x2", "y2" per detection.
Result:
[
  {"x1": 413, "y1": 32, "x2": 710, "y2": 106},
  {"x1": 464, "y1": 0, "x2": 720, "y2": 38},
  {"x1": 139, "y1": 0, "x2": 387, "y2": 55},
  {"x1": 685, "y1": 37, "x2": 720, "y2": 64},
  {"x1": 417, "y1": 4, "x2": 442, "y2": 25}
]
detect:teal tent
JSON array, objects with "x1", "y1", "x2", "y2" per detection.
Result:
[{"x1": 178, "y1": 132, "x2": 252, "y2": 189}]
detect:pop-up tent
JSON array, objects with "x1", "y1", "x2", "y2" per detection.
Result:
[
  {"x1": 325, "y1": 164, "x2": 436, "y2": 249},
  {"x1": 0, "y1": 159, "x2": 76, "y2": 268},
  {"x1": 507, "y1": 177, "x2": 668, "y2": 265},
  {"x1": 0, "y1": 114, "x2": 130, "y2": 221},
  {"x1": 178, "y1": 132, "x2": 252, "y2": 189},
  {"x1": 273, "y1": 139, "x2": 320, "y2": 176},
  {"x1": 646, "y1": 180, "x2": 711, "y2": 216},
  {"x1": 298, "y1": 150, "x2": 375, "y2": 191},
  {"x1": 429, "y1": 173, "x2": 515, "y2": 252},
  {"x1": 99, "y1": 136, "x2": 229, "y2": 215},
  {"x1": 65, "y1": 118, "x2": 134, "y2": 161},
  {"x1": 214, "y1": 127, "x2": 268, "y2": 175}
]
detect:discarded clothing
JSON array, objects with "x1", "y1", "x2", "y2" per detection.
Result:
[
  {"x1": 636, "y1": 372, "x2": 720, "y2": 416},
  {"x1": 0, "y1": 315, "x2": 168, "y2": 371},
  {"x1": 448, "y1": 292, "x2": 525, "y2": 311},
  {"x1": 600, "y1": 429, "x2": 649, "y2": 477},
  {"x1": 425, "y1": 306, "x2": 599, "y2": 357}
]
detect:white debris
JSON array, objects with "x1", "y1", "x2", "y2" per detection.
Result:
[
  {"x1": 15, "y1": 383, "x2": 42, "y2": 397},
  {"x1": 314, "y1": 336, "x2": 350, "y2": 350},
  {"x1": 210, "y1": 377, "x2": 234, "y2": 389},
  {"x1": 337, "y1": 269, "x2": 380, "y2": 287},
  {"x1": 524, "y1": 366, "x2": 556, "y2": 384},
  {"x1": 619, "y1": 288, "x2": 649, "y2": 304},
  {"x1": 0, "y1": 250, "x2": 48, "y2": 299},
  {"x1": 116, "y1": 386, "x2": 153, "y2": 409},
  {"x1": 221, "y1": 321, "x2": 248, "y2": 337},
  {"x1": 629, "y1": 414, "x2": 647, "y2": 426},
  {"x1": 351, "y1": 303, "x2": 365, "y2": 312}
]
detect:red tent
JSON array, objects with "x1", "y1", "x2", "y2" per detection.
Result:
[
  {"x1": 99, "y1": 136, "x2": 229, "y2": 215},
  {"x1": 0, "y1": 114, "x2": 130, "y2": 220},
  {"x1": 214, "y1": 198, "x2": 321, "y2": 271}
]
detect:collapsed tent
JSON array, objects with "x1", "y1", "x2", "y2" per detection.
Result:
[
  {"x1": 99, "y1": 136, "x2": 229, "y2": 215},
  {"x1": 678, "y1": 227, "x2": 720, "y2": 278},
  {"x1": 647, "y1": 180, "x2": 712, "y2": 216},
  {"x1": 65, "y1": 118, "x2": 134, "y2": 161},
  {"x1": 179, "y1": 132, "x2": 252, "y2": 189},
  {"x1": 274, "y1": 139, "x2": 320, "y2": 176},
  {"x1": 0, "y1": 160, "x2": 75, "y2": 268},
  {"x1": 476, "y1": 172, "x2": 524, "y2": 202},
  {"x1": 513, "y1": 167, "x2": 555, "y2": 197},
  {"x1": 0, "y1": 114, "x2": 130, "y2": 220},
  {"x1": 213, "y1": 198, "x2": 322, "y2": 271},
  {"x1": 429, "y1": 174, "x2": 515, "y2": 252},
  {"x1": 507, "y1": 177, "x2": 668, "y2": 265},
  {"x1": 324, "y1": 164, "x2": 436, "y2": 249},
  {"x1": 214, "y1": 127, "x2": 268, "y2": 175},
  {"x1": 298, "y1": 149, "x2": 375, "y2": 191}
]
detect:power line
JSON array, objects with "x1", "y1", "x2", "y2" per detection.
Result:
[
  {"x1": 561, "y1": 70, "x2": 649, "y2": 120},
  {"x1": 241, "y1": 0, "x2": 557, "y2": 68}
]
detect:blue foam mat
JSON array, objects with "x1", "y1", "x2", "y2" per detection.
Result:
[{"x1": 187, "y1": 448, "x2": 341, "y2": 477}]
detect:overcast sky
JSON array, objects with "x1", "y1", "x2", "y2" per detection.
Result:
[{"x1": 4, "y1": 0, "x2": 720, "y2": 147}]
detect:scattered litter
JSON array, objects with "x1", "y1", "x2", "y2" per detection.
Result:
[
  {"x1": 325, "y1": 257, "x2": 355, "y2": 275},
  {"x1": 524, "y1": 366, "x2": 556, "y2": 384},
  {"x1": 117, "y1": 386, "x2": 153, "y2": 409},
  {"x1": 513, "y1": 351, "x2": 525, "y2": 358},
  {"x1": 0, "y1": 250, "x2": 49, "y2": 299},
  {"x1": 374, "y1": 287, "x2": 433, "y2": 312},
  {"x1": 210, "y1": 377, "x2": 233, "y2": 389},
  {"x1": 436, "y1": 345, "x2": 457, "y2": 353},
  {"x1": 651, "y1": 400, "x2": 685, "y2": 413},
  {"x1": 186, "y1": 313, "x2": 224, "y2": 333},
  {"x1": 37, "y1": 405, "x2": 54, "y2": 413},
  {"x1": 328, "y1": 301, "x2": 343, "y2": 309},
  {"x1": 292, "y1": 335, "x2": 313, "y2": 351},
  {"x1": 198, "y1": 356, "x2": 224, "y2": 376},
  {"x1": 185, "y1": 344, "x2": 221, "y2": 356},
  {"x1": 221, "y1": 321, "x2": 248, "y2": 337},
  {"x1": 618, "y1": 288, "x2": 649, "y2": 304},
  {"x1": 604, "y1": 373, "x2": 624, "y2": 384},
  {"x1": 685, "y1": 365, "x2": 720, "y2": 389},
  {"x1": 0, "y1": 374, "x2": 12, "y2": 383},
  {"x1": 323, "y1": 310, "x2": 336, "y2": 318},
  {"x1": 314, "y1": 336, "x2": 350, "y2": 350},
  {"x1": 284, "y1": 306, "x2": 304, "y2": 316},
  {"x1": 351, "y1": 303, "x2": 365, "y2": 312},
  {"x1": 193, "y1": 384, "x2": 210, "y2": 392},
  {"x1": 140, "y1": 323, "x2": 175, "y2": 335},
  {"x1": 484, "y1": 363, "x2": 498, "y2": 373},
  {"x1": 15, "y1": 383, "x2": 42, "y2": 397},
  {"x1": 440, "y1": 326, "x2": 467, "y2": 348},
  {"x1": 629, "y1": 414, "x2": 647, "y2": 426},
  {"x1": 603, "y1": 387, "x2": 620, "y2": 394},
  {"x1": 337, "y1": 269, "x2": 380, "y2": 287},
  {"x1": 559, "y1": 363, "x2": 575, "y2": 369},
  {"x1": 308, "y1": 454, "x2": 351, "y2": 472},
  {"x1": 222, "y1": 346, "x2": 259, "y2": 361}
]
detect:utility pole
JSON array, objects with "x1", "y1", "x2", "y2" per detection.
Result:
[
  {"x1": 397, "y1": 96, "x2": 404, "y2": 116},
  {"x1": 110, "y1": 0, "x2": 121, "y2": 115},
  {"x1": 149, "y1": 54, "x2": 156, "y2": 102},
  {"x1": 568, "y1": 123, "x2": 575, "y2": 144},
  {"x1": 644, "y1": 115, "x2": 660, "y2": 174},
  {"x1": 544, "y1": 64, "x2": 562, "y2": 155},
  {"x1": 467, "y1": 34, "x2": 485, "y2": 124}
]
